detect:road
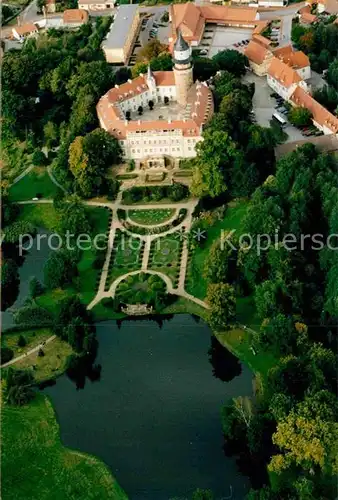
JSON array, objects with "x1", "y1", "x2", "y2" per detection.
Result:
[{"x1": 259, "y1": 3, "x2": 305, "y2": 46}]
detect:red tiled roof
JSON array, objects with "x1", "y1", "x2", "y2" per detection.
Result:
[
  {"x1": 273, "y1": 45, "x2": 310, "y2": 69},
  {"x1": 13, "y1": 23, "x2": 38, "y2": 35},
  {"x1": 245, "y1": 40, "x2": 271, "y2": 65},
  {"x1": 268, "y1": 57, "x2": 302, "y2": 87},
  {"x1": 290, "y1": 86, "x2": 338, "y2": 133},
  {"x1": 63, "y1": 9, "x2": 89, "y2": 24},
  {"x1": 97, "y1": 74, "x2": 214, "y2": 140}
]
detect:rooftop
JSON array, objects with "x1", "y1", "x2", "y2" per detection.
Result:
[
  {"x1": 13, "y1": 23, "x2": 38, "y2": 35},
  {"x1": 275, "y1": 134, "x2": 338, "y2": 160},
  {"x1": 268, "y1": 57, "x2": 302, "y2": 87},
  {"x1": 63, "y1": 9, "x2": 89, "y2": 23},
  {"x1": 97, "y1": 71, "x2": 214, "y2": 139},
  {"x1": 101, "y1": 5, "x2": 139, "y2": 50},
  {"x1": 290, "y1": 86, "x2": 338, "y2": 134},
  {"x1": 245, "y1": 39, "x2": 271, "y2": 65},
  {"x1": 273, "y1": 45, "x2": 310, "y2": 69}
]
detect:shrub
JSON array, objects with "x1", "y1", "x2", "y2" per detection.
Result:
[
  {"x1": 17, "y1": 335, "x2": 27, "y2": 347},
  {"x1": 1, "y1": 347, "x2": 14, "y2": 364},
  {"x1": 32, "y1": 150, "x2": 47, "y2": 166},
  {"x1": 29, "y1": 277, "x2": 44, "y2": 298},
  {"x1": 38, "y1": 348, "x2": 45, "y2": 357}
]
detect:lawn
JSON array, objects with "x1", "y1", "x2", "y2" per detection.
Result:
[
  {"x1": 19, "y1": 203, "x2": 60, "y2": 232},
  {"x1": 187, "y1": 199, "x2": 249, "y2": 300},
  {"x1": 2, "y1": 394, "x2": 127, "y2": 500},
  {"x1": 2, "y1": 328, "x2": 52, "y2": 358},
  {"x1": 128, "y1": 208, "x2": 175, "y2": 225},
  {"x1": 215, "y1": 328, "x2": 277, "y2": 382},
  {"x1": 13, "y1": 337, "x2": 73, "y2": 383},
  {"x1": 9, "y1": 168, "x2": 59, "y2": 202}
]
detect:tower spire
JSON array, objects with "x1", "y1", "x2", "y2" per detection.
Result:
[{"x1": 173, "y1": 29, "x2": 193, "y2": 107}]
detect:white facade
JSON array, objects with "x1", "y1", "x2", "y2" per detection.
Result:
[
  {"x1": 78, "y1": 0, "x2": 114, "y2": 10},
  {"x1": 120, "y1": 130, "x2": 202, "y2": 161},
  {"x1": 295, "y1": 65, "x2": 311, "y2": 81},
  {"x1": 267, "y1": 75, "x2": 308, "y2": 101}
]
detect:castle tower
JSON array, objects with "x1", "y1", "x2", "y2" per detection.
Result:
[
  {"x1": 173, "y1": 29, "x2": 193, "y2": 108},
  {"x1": 146, "y1": 65, "x2": 156, "y2": 93}
]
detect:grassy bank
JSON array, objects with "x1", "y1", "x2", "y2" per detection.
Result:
[
  {"x1": 187, "y1": 199, "x2": 249, "y2": 300},
  {"x1": 2, "y1": 395, "x2": 128, "y2": 500}
]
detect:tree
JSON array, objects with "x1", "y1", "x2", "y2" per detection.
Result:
[
  {"x1": 148, "y1": 100, "x2": 154, "y2": 110},
  {"x1": 125, "y1": 110, "x2": 131, "y2": 121},
  {"x1": 44, "y1": 250, "x2": 78, "y2": 289},
  {"x1": 192, "y1": 489, "x2": 214, "y2": 500},
  {"x1": 206, "y1": 283, "x2": 236, "y2": 331},
  {"x1": 288, "y1": 107, "x2": 312, "y2": 128},
  {"x1": 193, "y1": 57, "x2": 218, "y2": 81},
  {"x1": 190, "y1": 130, "x2": 237, "y2": 198},
  {"x1": 137, "y1": 39, "x2": 167, "y2": 63},
  {"x1": 164, "y1": 96, "x2": 169, "y2": 105},
  {"x1": 203, "y1": 238, "x2": 237, "y2": 285},
  {"x1": 43, "y1": 121, "x2": 58, "y2": 149},
  {"x1": 1, "y1": 259, "x2": 19, "y2": 311},
  {"x1": 59, "y1": 195, "x2": 91, "y2": 236},
  {"x1": 69, "y1": 128, "x2": 121, "y2": 197},
  {"x1": 17, "y1": 335, "x2": 27, "y2": 348},
  {"x1": 114, "y1": 66, "x2": 131, "y2": 85},
  {"x1": 54, "y1": 295, "x2": 95, "y2": 353},
  {"x1": 32, "y1": 150, "x2": 47, "y2": 166},
  {"x1": 327, "y1": 59, "x2": 338, "y2": 91},
  {"x1": 269, "y1": 391, "x2": 338, "y2": 476},
  {"x1": 138, "y1": 105, "x2": 143, "y2": 115},
  {"x1": 66, "y1": 61, "x2": 115, "y2": 100},
  {"x1": 29, "y1": 277, "x2": 44, "y2": 298},
  {"x1": 213, "y1": 49, "x2": 247, "y2": 77},
  {"x1": 3, "y1": 368, "x2": 35, "y2": 406},
  {"x1": 1, "y1": 347, "x2": 14, "y2": 364}
]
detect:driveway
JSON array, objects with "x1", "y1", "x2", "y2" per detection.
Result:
[{"x1": 244, "y1": 72, "x2": 305, "y2": 143}]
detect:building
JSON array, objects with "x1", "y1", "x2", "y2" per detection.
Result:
[
  {"x1": 275, "y1": 134, "x2": 338, "y2": 160},
  {"x1": 97, "y1": 31, "x2": 214, "y2": 166},
  {"x1": 245, "y1": 39, "x2": 273, "y2": 75},
  {"x1": 169, "y1": 3, "x2": 259, "y2": 47},
  {"x1": 101, "y1": 5, "x2": 140, "y2": 64},
  {"x1": 12, "y1": 23, "x2": 38, "y2": 41},
  {"x1": 273, "y1": 45, "x2": 311, "y2": 80},
  {"x1": 78, "y1": 0, "x2": 114, "y2": 11},
  {"x1": 245, "y1": 41, "x2": 311, "y2": 79},
  {"x1": 267, "y1": 57, "x2": 308, "y2": 100},
  {"x1": 62, "y1": 9, "x2": 89, "y2": 27},
  {"x1": 290, "y1": 86, "x2": 338, "y2": 135},
  {"x1": 298, "y1": 6, "x2": 318, "y2": 24},
  {"x1": 306, "y1": 0, "x2": 338, "y2": 13},
  {"x1": 45, "y1": 0, "x2": 56, "y2": 14}
]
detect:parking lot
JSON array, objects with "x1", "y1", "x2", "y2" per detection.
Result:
[
  {"x1": 243, "y1": 73, "x2": 305, "y2": 143},
  {"x1": 200, "y1": 25, "x2": 253, "y2": 57}
]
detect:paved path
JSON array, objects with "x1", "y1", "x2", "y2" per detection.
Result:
[
  {"x1": 17, "y1": 191, "x2": 206, "y2": 314},
  {"x1": 1, "y1": 335, "x2": 56, "y2": 368},
  {"x1": 12, "y1": 165, "x2": 34, "y2": 185},
  {"x1": 47, "y1": 165, "x2": 68, "y2": 193}
]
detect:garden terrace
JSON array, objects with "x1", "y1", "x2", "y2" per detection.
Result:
[
  {"x1": 105, "y1": 230, "x2": 144, "y2": 291},
  {"x1": 148, "y1": 234, "x2": 183, "y2": 284}
]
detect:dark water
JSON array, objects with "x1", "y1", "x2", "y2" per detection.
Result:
[
  {"x1": 1, "y1": 231, "x2": 52, "y2": 329},
  {"x1": 44, "y1": 315, "x2": 253, "y2": 500}
]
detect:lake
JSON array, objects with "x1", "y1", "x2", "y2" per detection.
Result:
[
  {"x1": 1, "y1": 231, "x2": 52, "y2": 330},
  {"x1": 44, "y1": 314, "x2": 253, "y2": 500}
]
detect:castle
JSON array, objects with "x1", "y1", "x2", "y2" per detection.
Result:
[{"x1": 97, "y1": 30, "x2": 214, "y2": 167}]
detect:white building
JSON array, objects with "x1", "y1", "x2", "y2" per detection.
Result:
[
  {"x1": 97, "y1": 31, "x2": 214, "y2": 166},
  {"x1": 12, "y1": 23, "x2": 38, "y2": 41},
  {"x1": 267, "y1": 57, "x2": 308, "y2": 101},
  {"x1": 78, "y1": 0, "x2": 114, "y2": 11}
]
